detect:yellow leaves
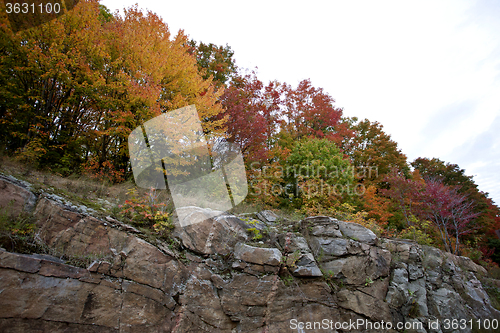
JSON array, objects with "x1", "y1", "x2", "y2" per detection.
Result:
[
  {"x1": 332, "y1": 202, "x2": 384, "y2": 237},
  {"x1": 104, "y1": 4, "x2": 225, "y2": 136},
  {"x1": 15, "y1": 137, "x2": 47, "y2": 166},
  {"x1": 1, "y1": 0, "x2": 226, "y2": 180}
]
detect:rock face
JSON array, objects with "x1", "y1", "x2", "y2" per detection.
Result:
[
  {"x1": 0, "y1": 175, "x2": 37, "y2": 217},
  {"x1": 1, "y1": 175, "x2": 500, "y2": 332}
]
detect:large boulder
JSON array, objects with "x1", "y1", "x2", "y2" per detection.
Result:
[
  {"x1": 232, "y1": 243, "x2": 282, "y2": 275},
  {"x1": 0, "y1": 175, "x2": 37, "y2": 217},
  {"x1": 255, "y1": 210, "x2": 279, "y2": 223},
  {"x1": 0, "y1": 249, "x2": 176, "y2": 331},
  {"x1": 234, "y1": 243, "x2": 281, "y2": 266},
  {"x1": 32, "y1": 196, "x2": 185, "y2": 292},
  {"x1": 173, "y1": 207, "x2": 248, "y2": 255},
  {"x1": 337, "y1": 220, "x2": 378, "y2": 245},
  {"x1": 277, "y1": 233, "x2": 322, "y2": 277}
]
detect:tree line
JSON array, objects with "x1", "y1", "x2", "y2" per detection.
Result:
[{"x1": 1, "y1": 0, "x2": 499, "y2": 261}]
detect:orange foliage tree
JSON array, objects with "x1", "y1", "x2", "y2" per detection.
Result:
[{"x1": 0, "y1": 0, "x2": 225, "y2": 179}]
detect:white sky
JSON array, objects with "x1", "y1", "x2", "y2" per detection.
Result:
[{"x1": 101, "y1": 0, "x2": 500, "y2": 205}]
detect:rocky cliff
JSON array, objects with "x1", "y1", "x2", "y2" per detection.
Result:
[{"x1": 0, "y1": 174, "x2": 499, "y2": 333}]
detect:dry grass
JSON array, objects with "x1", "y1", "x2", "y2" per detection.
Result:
[
  {"x1": 0, "y1": 156, "x2": 298, "y2": 222},
  {"x1": 0, "y1": 156, "x2": 139, "y2": 215}
]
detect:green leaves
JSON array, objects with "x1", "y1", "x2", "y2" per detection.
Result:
[
  {"x1": 286, "y1": 138, "x2": 353, "y2": 187},
  {"x1": 187, "y1": 40, "x2": 237, "y2": 88}
]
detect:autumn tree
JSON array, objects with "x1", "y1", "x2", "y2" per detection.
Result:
[
  {"x1": 418, "y1": 178, "x2": 479, "y2": 255},
  {"x1": 342, "y1": 118, "x2": 408, "y2": 184},
  {"x1": 220, "y1": 72, "x2": 281, "y2": 165},
  {"x1": 0, "y1": 0, "x2": 112, "y2": 171},
  {"x1": 412, "y1": 157, "x2": 500, "y2": 244},
  {"x1": 89, "y1": 4, "x2": 225, "y2": 175},
  {"x1": 362, "y1": 185, "x2": 393, "y2": 225},
  {"x1": 221, "y1": 75, "x2": 354, "y2": 212},
  {"x1": 0, "y1": 1, "x2": 226, "y2": 179},
  {"x1": 283, "y1": 138, "x2": 354, "y2": 214},
  {"x1": 187, "y1": 40, "x2": 237, "y2": 88},
  {"x1": 380, "y1": 169, "x2": 424, "y2": 228},
  {"x1": 279, "y1": 79, "x2": 343, "y2": 143},
  {"x1": 411, "y1": 158, "x2": 476, "y2": 191},
  {"x1": 381, "y1": 167, "x2": 482, "y2": 254}
]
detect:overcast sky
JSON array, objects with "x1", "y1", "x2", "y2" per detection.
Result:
[{"x1": 101, "y1": 0, "x2": 500, "y2": 205}]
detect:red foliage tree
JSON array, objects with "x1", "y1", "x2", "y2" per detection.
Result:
[
  {"x1": 419, "y1": 178, "x2": 480, "y2": 255},
  {"x1": 380, "y1": 169, "x2": 424, "y2": 227},
  {"x1": 382, "y1": 168, "x2": 481, "y2": 254},
  {"x1": 280, "y1": 79, "x2": 343, "y2": 142},
  {"x1": 412, "y1": 157, "x2": 500, "y2": 249},
  {"x1": 220, "y1": 72, "x2": 281, "y2": 165}
]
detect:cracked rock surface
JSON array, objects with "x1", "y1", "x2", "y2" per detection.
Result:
[{"x1": 1, "y1": 176, "x2": 500, "y2": 332}]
